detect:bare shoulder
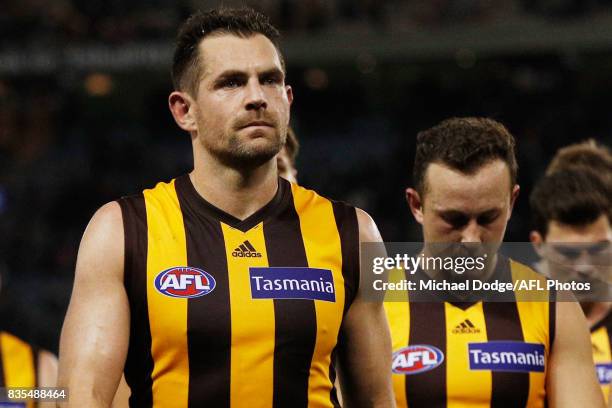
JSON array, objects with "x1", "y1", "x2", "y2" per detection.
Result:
[
  {"x1": 84, "y1": 201, "x2": 123, "y2": 243},
  {"x1": 552, "y1": 295, "x2": 590, "y2": 353},
  {"x1": 555, "y1": 298, "x2": 583, "y2": 326},
  {"x1": 355, "y1": 208, "x2": 383, "y2": 243},
  {"x1": 76, "y1": 201, "x2": 124, "y2": 281}
]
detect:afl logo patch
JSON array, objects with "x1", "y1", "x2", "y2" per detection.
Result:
[
  {"x1": 154, "y1": 267, "x2": 216, "y2": 298},
  {"x1": 392, "y1": 345, "x2": 444, "y2": 375}
]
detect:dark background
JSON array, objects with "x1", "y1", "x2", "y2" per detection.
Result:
[{"x1": 1, "y1": 0, "x2": 612, "y2": 352}]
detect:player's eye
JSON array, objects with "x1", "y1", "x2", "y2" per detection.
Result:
[
  {"x1": 224, "y1": 79, "x2": 241, "y2": 88},
  {"x1": 588, "y1": 242, "x2": 611, "y2": 256},
  {"x1": 261, "y1": 72, "x2": 282, "y2": 85},
  {"x1": 215, "y1": 76, "x2": 246, "y2": 89},
  {"x1": 477, "y1": 214, "x2": 498, "y2": 226},
  {"x1": 552, "y1": 245, "x2": 581, "y2": 259},
  {"x1": 442, "y1": 214, "x2": 468, "y2": 229}
]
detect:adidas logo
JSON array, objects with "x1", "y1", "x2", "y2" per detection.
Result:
[
  {"x1": 452, "y1": 319, "x2": 481, "y2": 334},
  {"x1": 232, "y1": 240, "x2": 262, "y2": 258}
]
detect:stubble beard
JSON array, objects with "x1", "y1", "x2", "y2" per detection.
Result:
[{"x1": 206, "y1": 127, "x2": 286, "y2": 171}]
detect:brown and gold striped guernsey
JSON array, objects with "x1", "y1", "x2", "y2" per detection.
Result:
[
  {"x1": 0, "y1": 331, "x2": 37, "y2": 408},
  {"x1": 591, "y1": 311, "x2": 612, "y2": 403},
  {"x1": 385, "y1": 258, "x2": 556, "y2": 408},
  {"x1": 117, "y1": 175, "x2": 359, "y2": 408}
]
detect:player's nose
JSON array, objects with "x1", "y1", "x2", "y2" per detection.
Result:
[
  {"x1": 244, "y1": 80, "x2": 268, "y2": 111},
  {"x1": 460, "y1": 220, "x2": 483, "y2": 244},
  {"x1": 573, "y1": 253, "x2": 598, "y2": 278}
]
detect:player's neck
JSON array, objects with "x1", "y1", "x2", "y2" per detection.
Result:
[
  {"x1": 581, "y1": 302, "x2": 612, "y2": 328},
  {"x1": 190, "y1": 157, "x2": 279, "y2": 221}
]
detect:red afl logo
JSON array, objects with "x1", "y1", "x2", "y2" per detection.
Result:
[
  {"x1": 154, "y1": 267, "x2": 216, "y2": 298},
  {"x1": 392, "y1": 345, "x2": 444, "y2": 375}
]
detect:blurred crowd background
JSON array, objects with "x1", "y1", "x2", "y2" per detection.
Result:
[{"x1": 1, "y1": 0, "x2": 612, "y2": 353}]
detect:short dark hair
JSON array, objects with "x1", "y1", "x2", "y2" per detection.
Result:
[
  {"x1": 284, "y1": 127, "x2": 300, "y2": 165},
  {"x1": 172, "y1": 7, "x2": 284, "y2": 94},
  {"x1": 546, "y1": 139, "x2": 612, "y2": 187},
  {"x1": 529, "y1": 168, "x2": 610, "y2": 236},
  {"x1": 413, "y1": 117, "x2": 518, "y2": 196}
]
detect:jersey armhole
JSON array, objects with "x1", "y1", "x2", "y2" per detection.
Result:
[
  {"x1": 549, "y1": 287, "x2": 557, "y2": 351},
  {"x1": 117, "y1": 194, "x2": 146, "y2": 293},
  {"x1": 331, "y1": 202, "x2": 360, "y2": 314}
]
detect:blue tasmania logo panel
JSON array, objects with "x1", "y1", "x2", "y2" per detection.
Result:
[
  {"x1": 468, "y1": 341, "x2": 546, "y2": 373},
  {"x1": 249, "y1": 267, "x2": 336, "y2": 302}
]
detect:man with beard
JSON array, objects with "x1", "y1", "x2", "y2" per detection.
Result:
[
  {"x1": 530, "y1": 141, "x2": 612, "y2": 404},
  {"x1": 385, "y1": 117, "x2": 603, "y2": 407},
  {"x1": 57, "y1": 8, "x2": 393, "y2": 408}
]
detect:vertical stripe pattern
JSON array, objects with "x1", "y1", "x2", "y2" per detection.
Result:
[
  {"x1": 124, "y1": 178, "x2": 354, "y2": 407},
  {"x1": 330, "y1": 202, "x2": 359, "y2": 316},
  {"x1": 328, "y1": 201, "x2": 360, "y2": 407},
  {"x1": 118, "y1": 194, "x2": 154, "y2": 407},
  {"x1": 445, "y1": 302, "x2": 490, "y2": 408},
  {"x1": 387, "y1": 258, "x2": 552, "y2": 408},
  {"x1": 385, "y1": 269, "x2": 410, "y2": 408},
  {"x1": 512, "y1": 260, "x2": 550, "y2": 408},
  {"x1": 175, "y1": 176, "x2": 232, "y2": 408},
  {"x1": 405, "y1": 302, "x2": 447, "y2": 408},
  {"x1": 290, "y1": 185, "x2": 347, "y2": 408},
  {"x1": 223, "y1": 223, "x2": 276, "y2": 408},
  {"x1": 0, "y1": 332, "x2": 36, "y2": 408},
  {"x1": 482, "y1": 301, "x2": 529, "y2": 407},
  {"x1": 482, "y1": 258, "x2": 530, "y2": 408},
  {"x1": 144, "y1": 180, "x2": 189, "y2": 407},
  {"x1": 0, "y1": 337, "x2": 4, "y2": 387},
  {"x1": 592, "y1": 327, "x2": 612, "y2": 403},
  {"x1": 264, "y1": 187, "x2": 316, "y2": 408}
]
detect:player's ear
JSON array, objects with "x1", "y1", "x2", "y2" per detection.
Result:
[
  {"x1": 169, "y1": 91, "x2": 198, "y2": 132},
  {"x1": 406, "y1": 188, "x2": 424, "y2": 225},
  {"x1": 285, "y1": 85, "x2": 293, "y2": 106},
  {"x1": 507, "y1": 184, "x2": 520, "y2": 220},
  {"x1": 530, "y1": 230, "x2": 545, "y2": 257}
]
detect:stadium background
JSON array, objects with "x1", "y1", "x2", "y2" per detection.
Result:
[{"x1": 1, "y1": 0, "x2": 612, "y2": 354}]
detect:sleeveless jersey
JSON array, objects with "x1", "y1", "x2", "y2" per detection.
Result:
[
  {"x1": 591, "y1": 310, "x2": 612, "y2": 402},
  {"x1": 385, "y1": 258, "x2": 555, "y2": 408},
  {"x1": 0, "y1": 331, "x2": 37, "y2": 408},
  {"x1": 117, "y1": 175, "x2": 359, "y2": 408}
]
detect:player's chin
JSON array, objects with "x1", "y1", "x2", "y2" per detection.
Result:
[
  {"x1": 239, "y1": 150, "x2": 279, "y2": 169},
  {"x1": 224, "y1": 139, "x2": 282, "y2": 168},
  {"x1": 241, "y1": 135, "x2": 282, "y2": 154}
]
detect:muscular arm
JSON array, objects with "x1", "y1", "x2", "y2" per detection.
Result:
[
  {"x1": 337, "y1": 209, "x2": 395, "y2": 408},
  {"x1": 57, "y1": 202, "x2": 130, "y2": 407},
  {"x1": 547, "y1": 300, "x2": 605, "y2": 408}
]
